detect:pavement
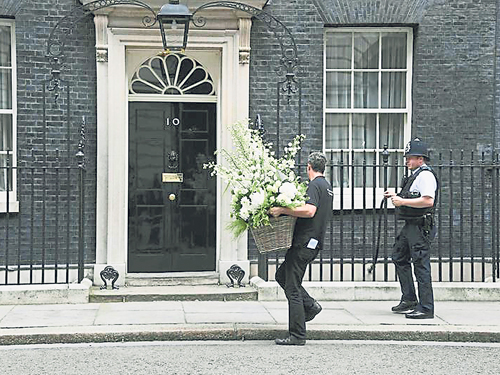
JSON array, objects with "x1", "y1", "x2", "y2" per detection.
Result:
[{"x1": 1, "y1": 296, "x2": 500, "y2": 345}]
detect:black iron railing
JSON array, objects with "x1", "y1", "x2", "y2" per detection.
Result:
[
  {"x1": 0, "y1": 149, "x2": 86, "y2": 285},
  {"x1": 3, "y1": 147, "x2": 499, "y2": 284},
  {"x1": 256, "y1": 150, "x2": 500, "y2": 283}
]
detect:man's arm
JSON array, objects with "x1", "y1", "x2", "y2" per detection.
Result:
[{"x1": 269, "y1": 204, "x2": 317, "y2": 218}]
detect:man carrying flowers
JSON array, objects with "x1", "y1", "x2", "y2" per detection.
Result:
[
  {"x1": 205, "y1": 121, "x2": 331, "y2": 345},
  {"x1": 204, "y1": 120, "x2": 309, "y2": 236},
  {"x1": 270, "y1": 152, "x2": 333, "y2": 346}
]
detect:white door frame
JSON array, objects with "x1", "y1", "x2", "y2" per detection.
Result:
[{"x1": 92, "y1": 14, "x2": 253, "y2": 286}]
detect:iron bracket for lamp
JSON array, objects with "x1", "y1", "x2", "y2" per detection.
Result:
[
  {"x1": 45, "y1": 0, "x2": 157, "y2": 102},
  {"x1": 191, "y1": 1, "x2": 299, "y2": 103}
]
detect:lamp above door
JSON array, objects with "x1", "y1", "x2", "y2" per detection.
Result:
[{"x1": 157, "y1": 0, "x2": 192, "y2": 52}]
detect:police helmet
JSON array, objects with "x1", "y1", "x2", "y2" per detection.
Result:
[{"x1": 404, "y1": 138, "x2": 430, "y2": 159}]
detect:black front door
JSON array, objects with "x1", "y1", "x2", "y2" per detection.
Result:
[{"x1": 128, "y1": 102, "x2": 216, "y2": 272}]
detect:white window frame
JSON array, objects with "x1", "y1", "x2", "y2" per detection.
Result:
[
  {"x1": 0, "y1": 19, "x2": 17, "y2": 212},
  {"x1": 323, "y1": 27, "x2": 413, "y2": 209}
]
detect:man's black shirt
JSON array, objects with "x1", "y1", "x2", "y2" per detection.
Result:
[{"x1": 292, "y1": 176, "x2": 333, "y2": 250}]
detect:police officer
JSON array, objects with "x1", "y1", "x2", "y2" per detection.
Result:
[{"x1": 384, "y1": 138, "x2": 439, "y2": 319}]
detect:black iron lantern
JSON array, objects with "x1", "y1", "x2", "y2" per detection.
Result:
[{"x1": 157, "y1": 0, "x2": 192, "y2": 52}]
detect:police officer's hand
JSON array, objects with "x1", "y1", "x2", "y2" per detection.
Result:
[
  {"x1": 384, "y1": 191, "x2": 395, "y2": 199},
  {"x1": 391, "y1": 195, "x2": 404, "y2": 207}
]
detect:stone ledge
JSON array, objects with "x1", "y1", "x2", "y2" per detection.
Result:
[
  {"x1": 0, "y1": 278, "x2": 92, "y2": 305},
  {"x1": 249, "y1": 276, "x2": 500, "y2": 301}
]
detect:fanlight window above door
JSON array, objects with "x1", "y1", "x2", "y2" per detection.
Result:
[{"x1": 130, "y1": 53, "x2": 215, "y2": 95}]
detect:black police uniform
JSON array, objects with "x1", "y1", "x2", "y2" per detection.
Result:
[
  {"x1": 392, "y1": 139, "x2": 439, "y2": 317},
  {"x1": 275, "y1": 175, "x2": 333, "y2": 340}
]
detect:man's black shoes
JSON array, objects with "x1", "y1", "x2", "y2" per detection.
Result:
[
  {"x1": 405, "y1": 310, "x2": 434, "y2": 319},
  {"x1": 275, "y1": 336, "x2": 306, "y2": 346},
  {"x1": 305, "y1": 301, "x2": 322, "y2": 322},
  {"x1": 391, "y1": 300, "x2": 418, "y2": 313}
]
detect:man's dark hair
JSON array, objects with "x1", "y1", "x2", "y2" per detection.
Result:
[{"x1": 308, "y1": 152, "x2": 327, "y2": 173}]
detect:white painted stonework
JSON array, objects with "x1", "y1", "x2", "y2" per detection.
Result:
[{"x1": 86, "y1": 1, "x2": 267, "y2": 286}]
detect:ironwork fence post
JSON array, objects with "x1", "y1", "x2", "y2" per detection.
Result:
[
  {"x1": 76, "y1": 118, "x2": 86, "y2": 282},
  {"x1": 4, "y1": 149, "x2": 10, "y2": 284},
  {"x1": 257, "y1": 253, "x2": 268, "y2": 280},
  {"x1": 492, "y1": 152, "x2": 498, "y2": 281},
  {"x1": 254, "y1": 115, "x2": 268, "y2": 281},
  {"x1": 381, "y1": 145, "x2": 390, "y2": 281}
]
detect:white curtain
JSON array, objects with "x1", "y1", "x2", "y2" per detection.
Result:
[
  {"x1": 326, "y1": 32, "x2": 351, "y2": 109},
  {"x1": 0, "y1": 115, "x2": 12, "y2": 191},
  {"x1": 0, "y1": 26, "x2": 11, "y2": 110},
  {"x1": 326, "y1": 31, "x2": 407, "y2": 189},
  {"x1": 381, "y1": 32, "x2": 407, "y2": 108},
  {"x1": 379, "y1": 114, "x2": 404, "y2": 150},
  {"x1": 353, "y1": 33, "x2": 378, "y2": 109},
  {"x1": 0, "y1": 26, "x2": 12, "y2": 191},
  {"x1": 326, "y1": 71, "x2": 350, "y2": 108},
  {"x1": 354, "y1": 72, "x2": 378, "y2": 108},
  {"x1": 325, "y1": 114, "x2": 349, "y2": 150}
]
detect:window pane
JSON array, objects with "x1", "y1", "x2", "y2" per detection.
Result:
[
  {"x1": 352, "y1": 114, "x2": 376, "y2": 149},
  {"x1": 326, "y1": 151, "x2": 349, "y2": 188},
  {"x1": 353, "y1": 152, "x2": 375, "y2": 188},
  {"x1": 0, "y1": 154, "x2": 13, "y2": 191},
  {"x1": 382, "y1": 32, "x2": 406, "y2": 69},
  {"x1": 326, "y1": 72, "x2": 351, "y2": 108},
  {"x1": 379, "y1": 114, "x2": 404, "y2": 149},
  {"x1": 354, "y1": 72, "x2": 378, "y2": 108},
  {"x1": 150, "y1": 57, "x2": 167, "y2": 83},
  {"x1": 325, "y1": 114, "x2": 349, "y2": 149},
  {"x1": 381, "y1": 72, "x2": 406, "y2": 108},
  {"x1": 0, "y1": 114, "x2": 12, "y2": 150},
  {"x1": 354, "y1": 33, "x2": 379, "y2": 69},
  {"x1": 326, "y1": 32, "x2": 351, "y2": 69},
  {"x1": 0, "y1": 69, "x2": 12, "y2": 109},
  {"x1": 0, "y1": 26, "x2": 11, "y2": 66}
]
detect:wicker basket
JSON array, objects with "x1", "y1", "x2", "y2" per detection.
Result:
[{"x1": 250, "y1": 215, "x2": 297, "y2": 253}]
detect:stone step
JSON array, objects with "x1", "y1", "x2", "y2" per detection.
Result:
[
  {"x1": 124, "y1": 272, "x2": 220, "y2": 287},
  {"x1": 90, "y1": 285, "x2": 257, "y2": 303}
]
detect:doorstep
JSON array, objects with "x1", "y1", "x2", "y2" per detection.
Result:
[{"x1": 90, "y1": 284, "x2": 258, "y2": 303}]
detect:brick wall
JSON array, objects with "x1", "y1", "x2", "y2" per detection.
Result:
[
  {"x1": 251, "y1": 0, "x2": 497, "y2": 157},
  {"x1": 248, "y1": 0, "x2": 499, "y2": 262},
  {"x1": 0, "y1": 0, "x2": 97, "y2": 268},
  {"x1": 496, "y1": 0, "x2": 500, "y2": 152},
  {"x1": 3, "y1": 0, "x2": 499, "y2": 273},
  {"x1": 249, "y1": 0, "x2": 325, "y2": 160},
  {"x1": 412, "y1": 0, "x2": 496, "y2": 156}
]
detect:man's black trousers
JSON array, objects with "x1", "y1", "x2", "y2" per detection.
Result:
[
  {"x1": 392, "y1": 221, "x2": 434, "y2": 313},
  {"x1": 275, "y1": 245, "x2": 319, "y2": 340}
]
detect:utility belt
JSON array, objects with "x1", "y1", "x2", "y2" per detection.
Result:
[
  {"x1": 404, "y1": 213, "x2": 435, "y2": 236},
  {"x1": 396, "y1": 206, "x2": 434, "y2": 221}
]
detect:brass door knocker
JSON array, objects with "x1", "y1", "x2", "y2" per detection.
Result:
[{"x1": 168, "y1": 150, "x2": 179, "y2": 169}]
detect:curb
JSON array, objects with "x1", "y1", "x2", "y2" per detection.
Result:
[{"x1": 1, "y1": 325, "x2": 500, "y2": 345}]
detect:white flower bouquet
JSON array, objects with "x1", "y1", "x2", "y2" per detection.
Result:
[{"x1": 204, "y1": 119, "x2": 308, "y2": 239}]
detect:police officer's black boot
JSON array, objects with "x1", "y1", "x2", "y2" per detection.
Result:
[{"x1": 405, "y1": 309, "x2": 434, "y2": 319}]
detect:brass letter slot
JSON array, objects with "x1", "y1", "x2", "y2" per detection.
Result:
[{"x1": 162, "y1": 173, "x2": 183, "y2": 183}]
